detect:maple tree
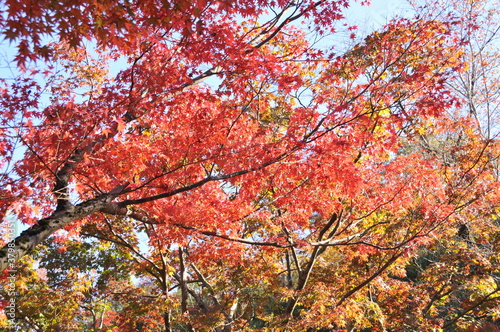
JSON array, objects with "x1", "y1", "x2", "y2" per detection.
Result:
[{"x1": 1, "y1": 0, "x2": 499, "y2": 330}]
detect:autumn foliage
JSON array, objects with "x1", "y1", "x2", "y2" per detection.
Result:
[{"x1": 0, "y1": 0, "x2": 499, "y2": 331}]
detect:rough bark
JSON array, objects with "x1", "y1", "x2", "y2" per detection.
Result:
[{"x1": 0, "y1": 183, "x2": 128, "y2": 271}]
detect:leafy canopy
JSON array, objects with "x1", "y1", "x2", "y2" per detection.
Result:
[{"x1": 0, "y1": 0, "x2": 499, "y2": 330}]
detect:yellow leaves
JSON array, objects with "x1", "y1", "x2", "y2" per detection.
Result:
[
  {"x1": 412, "y1": 119, "x2": 436, "y2": 136},
  {"x1": 96, "y1": 16, "x2": 103, "y2": 28},
  {"x1": 492, "y1": 207, "x2": 500, "y2": 221},
  {"x1": 379, "y1": 107, "x2": 391, "y2": 117},
  {"x1": 50, "y1": 41, "x2": 110, "y2": 97},
  {"x1": 471, "y1": 276, "x2": 499, "y2": 298},
  {"x1": 166, "y1": 264, "x2": 176, "y2": 276}
]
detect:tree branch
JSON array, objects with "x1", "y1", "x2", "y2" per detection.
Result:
[{"x1": 0, "y1": 183, "x2": 129, "y2": 271}]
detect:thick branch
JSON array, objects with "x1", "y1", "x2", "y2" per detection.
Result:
[
  {"x1": 284, "y1": 214, "x2": 339, "y2": 316},
  {"x1": 336, "y1": 252, "x2": 403, "y2": 307},
  {"x1": 0, "y1": 183, "x2": 128, "y2": 271},
  {"x1": 284, "y1": 244, "x2": 321, "y2": 315},
  {"x1": 442, "y1": 287, "x2": 500, "y2": 329},
  {"x1": 118, "y1": 152, "x2": 292, "y2": 207},
  {"x1": 174, "y1": 223, "x2": 293, "y2": 248},
  {"x1": 179, "y1": 247, "x2": 189, "y2": 314}
]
